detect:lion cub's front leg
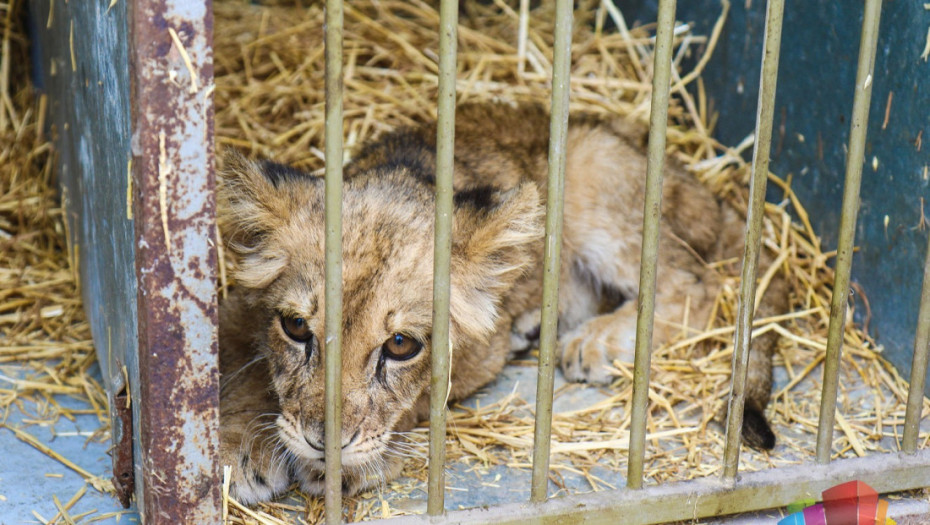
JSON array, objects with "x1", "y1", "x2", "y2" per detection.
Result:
[
  {"x1": 219, "y1": 291, "x2": 294, "y2": 505},
  {"x1": 219, "y1": 351, "x2": 294, "y2": 505},
  {"x1": 558, "y1": 258, "x2": 715, "y2": 384},
  {"x1": 220, "y1": 408, "x2": 293, "y2": 505}
]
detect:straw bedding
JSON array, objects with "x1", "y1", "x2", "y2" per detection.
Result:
[{"x1": 1, "y1": 0, "x2": 927, "y2": 523}]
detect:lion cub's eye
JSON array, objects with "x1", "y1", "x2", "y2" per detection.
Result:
[
  {"x1": 381, "y1": 333, "x2": 422, "y2": 361},
  {"x1": 281, "y1": 316, "x2": 314, "y2": 343}
]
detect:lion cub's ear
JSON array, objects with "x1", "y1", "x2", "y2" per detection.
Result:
[
  {"x1": 450, "y1": 182, "x2": 544, "y2": 340},
  {"x1": 217, "y1": 151, "x2": 314, "y2": 288}
]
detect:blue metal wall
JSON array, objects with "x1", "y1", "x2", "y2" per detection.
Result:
[{"x1": 623, "y1": 0, "x2": 930, "y2": 395}]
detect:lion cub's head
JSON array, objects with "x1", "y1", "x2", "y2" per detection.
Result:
[{"x1": 217, "y1": 150, "x2": 541, "y2": 491}]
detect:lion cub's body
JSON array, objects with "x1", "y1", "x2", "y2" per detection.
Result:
[{"x1": 218, "y1": 104, "x2": 785, "y2": 504}]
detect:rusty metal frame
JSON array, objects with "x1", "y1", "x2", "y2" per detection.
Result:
[
  {"x1": 128, "y1": 0, "x2": 220, "y2": 521},
  {"x1": 33, "y1": 0, "x2": 221, "y2": 520},
  {"x1": 382, "y1": 449, "x2": 930, "y2": 525}
]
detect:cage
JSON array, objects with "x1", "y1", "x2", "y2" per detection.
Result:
[{"x1": 6, "y1": 0, "x2": 930, "y2": 523}]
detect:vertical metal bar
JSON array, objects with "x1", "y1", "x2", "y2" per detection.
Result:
[
  {"x1": 323, "y1": 0, "x2": 344, "y2": 522},
  {"x1": 903, "y1": 231, "x2": 930, "y2": 453},
  {"x1": 815, "y1": 0, "x2": 883, "y2": 464},
  {"x1": 529, "y1": 0, "x2": 572, "y2": 503},
  {"x1": 625, "y1": 0, "x2": 676, "y2": 490},
  {"x1": 721, "y1": 0, "x2": 785, "y2": 480},
  {"x1": 127, "y1": 0, "x2": 220, "y2": 520},
  {"x1": 427, "y1": 0, "x2": 458, "y2": 516}
]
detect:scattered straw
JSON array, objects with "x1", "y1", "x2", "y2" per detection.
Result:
[
  {"x1": 50, "y1": 484, "x2": 86, "y2": 525},
  {"x1": 168, "y1": 27, "x2": 201, "y2": 94},
  {"x1": 157, "y1": 131, "x2": 172, "y2": 253},
  {"x1": 922, "y1": 26, "x2": 930, "y2": 61}
]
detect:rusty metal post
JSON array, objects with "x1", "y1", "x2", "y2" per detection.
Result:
[
  {"x1": 721, "y1": 0, "x2": 785, "y2": 480},
  {"x1": 815, "y1": 0, "x2": 883, "y2": 464},
  {"x1": 128, "y1": 0, "x2": 220, "y2": 521},
  {"x1": 529, "y1": 0, "x2": 572, "y2": 503},
  {"x1": 427, "y1": 0, "x2": 459, "y2": 516},
  {"x1": 323, "y1": 0, "x2": 345, "y2": 522},
  {"x1": 626, "y1": 0, "x2": 677, "y2": 490}
]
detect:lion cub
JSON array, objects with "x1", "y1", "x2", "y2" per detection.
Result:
[{"x1": 217, "y1": 103, "x2": 786, "y2": 504}]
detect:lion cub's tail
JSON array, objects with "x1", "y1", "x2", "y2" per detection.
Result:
[{"x1": 716, "y1": 204, "x2": 789, "y2": 451}]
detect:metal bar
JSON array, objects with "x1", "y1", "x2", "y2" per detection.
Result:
[
  {"x1": 529, "y1": 0, "x2": 572, "y2": 503},
  {"x1": 904, "y1": 230, "x2": 930, "y2": 453},
  {"x1": 721, "y1": 0, "x2": 785, "y2": 480},
  {"x1": 127, "y1": 0, "x2": 221, "y2": 521},
  {"x1": 427, "y1": 0, "x2": 458, "y2": 515},
  {"x1": 626, "y1": 0, "x2": 676, "y2": 490},
  {"x1": 815, "y1": 0, "x2": 883, "y2": 464},
  {"x1": 323, "y1": 0, "x2": 345, "y2": 521},
  {"x1": 381, "y1": 449, "x2": 930, "y2": 525}
]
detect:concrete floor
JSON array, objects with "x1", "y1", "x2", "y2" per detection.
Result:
[
  {"x1": 0, "y1": 364, "x2": 139, "y2": 525},
  {"x1": 2, "y1": 359, "x2": 928, "y2": 524},
  {"x1": 369, "y1": 362, "x2": 930, "y2": 523}
]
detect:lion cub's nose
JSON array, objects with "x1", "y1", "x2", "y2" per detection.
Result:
[
  {"x1": 305, "y1": 429, "x2": 360, "y2": 451},
  {"x1": 304, "y1": 436, "x2": 324, "y2": 451}
]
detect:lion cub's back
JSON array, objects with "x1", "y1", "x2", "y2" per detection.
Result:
[{"x1": 451, "y1": 104, "x2": 553, "y2": 189}]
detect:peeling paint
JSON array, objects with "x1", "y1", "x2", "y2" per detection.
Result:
[{"x1": 129, "y1": 0, "x2": 219, "y2": 521}]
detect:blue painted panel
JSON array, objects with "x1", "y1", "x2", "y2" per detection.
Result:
[
  {"x1": 622, "y1": 0, "x2": 930, "y2": 394},
  {"x1": 29, "y1": 0, "x2": 139, "y2": 506}
]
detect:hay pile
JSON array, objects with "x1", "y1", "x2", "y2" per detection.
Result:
[{"x1": 213, "y1": 0, "x2": 928, "y2": 521}]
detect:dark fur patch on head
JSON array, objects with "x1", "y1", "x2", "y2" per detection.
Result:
[
  {"x1": 454, "y1": 185, "x2": 498, "y2": 211},
  {"x1": 240, "y1": 452, "x2": 251, "y2": 470},
  {"x1": 350, "y1": 128, "x2": 436, "y2": 184},
  {"x1": 260, "y1": 160, "x2": 310, "y2": 188}
]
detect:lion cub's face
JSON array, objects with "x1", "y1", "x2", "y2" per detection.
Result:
[{"x1": 218, "y1": 152, "x2": 541, "y2": 486}]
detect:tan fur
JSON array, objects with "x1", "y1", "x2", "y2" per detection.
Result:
[{"x1": 217, "y1": 103, "x2": 786, "y2": 504}]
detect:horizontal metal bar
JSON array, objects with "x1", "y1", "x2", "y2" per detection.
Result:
[
  {"x1": 626, "y1": 0, "x2": 676, "y2": 491},
  {"x1": 427, "y1": 0, "x2": 458, "y2": 515},
  {"x1": 721, "y1": 0, "x2": 785, "y2": 480},
  {"x1": 529, "y1": 0, "x2": 573, "y2": 504},
  {"x1": 383, "y1": 449, "x2": 930, "y2": 525},
  {"x1": 904, "y1": 229, "x2": 930, "y2": 453},
  {"x1": 815, "y1": 0, "x2": 883, "y2": 464},
  {"x1": 323, "y1": 0, "x2": 345, "y2": 521}
]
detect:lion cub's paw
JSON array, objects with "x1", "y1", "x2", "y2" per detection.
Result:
[
  {"x1": 559, "y1": 314, "x2": 636, "y2": 384},
  {"x1": 291, "y1": 453, "x2": 405, "y2": 497},
  {"x1": 291, "y1": 463, "x2": 325, "y2": 496},
  {"x1": 509, "y1": 308, "x2": 541, "y2": 356},
  {"x1": 226, "y1": 447, "x2": 292, "y2": 505}
]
